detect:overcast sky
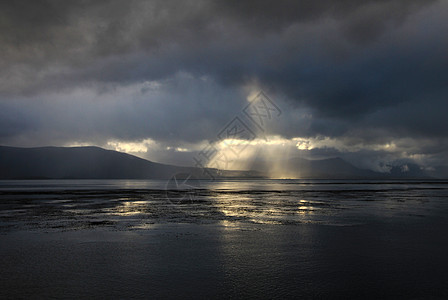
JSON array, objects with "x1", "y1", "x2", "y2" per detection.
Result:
[{"x1": 1, "y1": 0, "x2": 447, "y2": 172}]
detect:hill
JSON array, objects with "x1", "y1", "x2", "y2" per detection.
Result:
[
  {"x1": 0, "y1": 146, "x2": 225, "y2": 180},
  {"x1": 0, "y1": 146, "x2": 432, "y2": 180}
]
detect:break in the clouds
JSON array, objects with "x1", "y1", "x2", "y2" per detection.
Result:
[{"x1": 1, "y1": 0, "x2": 448, "y2": 172}]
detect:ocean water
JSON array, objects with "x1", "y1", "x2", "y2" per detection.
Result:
[
  {"x1": 1, "y1": 179, "x2": 448, "y2": 298},
  {"x1": 1, "y1": 179, "x2": 447, "y2": 229}
]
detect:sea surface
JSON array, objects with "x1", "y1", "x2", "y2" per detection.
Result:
[{"x1": 1, "y1": 179, "x2": 448, "y2": 299}]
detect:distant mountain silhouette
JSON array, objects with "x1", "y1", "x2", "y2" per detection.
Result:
[
  {"x1": 427, "y1": 165, "x2": 448, "y2": 179},
  {"x1": 252, "y1": 156, "x2": 432, "y2": 179},
  {"x1": 0, "y1": 146, "x2": 261, "y2": 180},
  {"x1": 0, "y1": 146, "x2": 432, "y2": 180},
  {"x1": 387, "y1": 163, "x2": 430, "y2": 179},
  {"x1": 287, "y1": 157, "x2": 380, "y2": 179}
]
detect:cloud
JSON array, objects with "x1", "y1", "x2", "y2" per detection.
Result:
[
  {"x1": 0, "y1": 0, "x2": 447, "y2": 170},
  {"x1": 0, "y1": 0, "x2": 439, "y2": 94}
]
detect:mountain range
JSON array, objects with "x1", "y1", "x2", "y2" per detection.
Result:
[{"x1": 0, "y1": 145, "x2": 435, "y2": 180}]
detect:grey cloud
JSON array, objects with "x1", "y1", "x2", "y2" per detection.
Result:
[
  {"x1": 0, "y1": 0, "x2": 437, "y2": 93},
  {"x1": 0, "y1": 74, "x2": 248, "y2": 146},
  {"x1": 0, "y1": 0, "x2": 447, "y2": 170}
]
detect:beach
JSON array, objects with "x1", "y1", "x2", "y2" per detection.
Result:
[{"x1": 1, "y1": 179, "x2": 448, "y2": 299}]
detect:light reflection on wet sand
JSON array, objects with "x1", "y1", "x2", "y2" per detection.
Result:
[
  {"x1": 1, "y1": 180, "x2": 448, "y2": 298},
  {"x1": 0, "y1": 180, "x2": 447, "y2": 231}
]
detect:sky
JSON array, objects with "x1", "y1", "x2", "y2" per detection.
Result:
[{"x1": 1, "y1": 0, "x2": 447, "y2": 173}]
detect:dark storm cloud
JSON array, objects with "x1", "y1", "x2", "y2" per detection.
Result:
[
  {"x1": 215, "y1": 0, "x2": 432, "y2": 39},
  {"x1": 0, "y1": 0, "x2": 436, "y2": 92},
  {"x1": 0, "y1": 0, "x2": 447, "y2": 168}
]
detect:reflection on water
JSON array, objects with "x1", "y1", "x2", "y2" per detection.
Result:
[
  {"x1": 1, "y1": 180, "x2": 448, "y2": 299},
  {"x1": 1, "y1": 179, "x2": 447, "y2": 231},
  {"x1": 298, "y1": 199, "x2": 316, "y2": 215}
]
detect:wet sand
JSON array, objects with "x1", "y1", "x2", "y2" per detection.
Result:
[
  {"x1": 1, "y1": 180, "x2": 448, "y2": 298},
  {"x1": 1, "y1": 221, "x2": 448, "y2": 299}
]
